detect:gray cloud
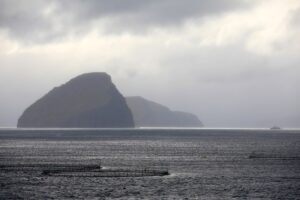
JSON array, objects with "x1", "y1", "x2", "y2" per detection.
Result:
[
  {"x1": 59, "y1": 0, "x2": 245, "y2": 25},
  {"x1": 0, "y1": 0, "x2": 247, "y2": 42},
  {"x1": 0, "y1": 0, "x2": 58, "y2": 42}
]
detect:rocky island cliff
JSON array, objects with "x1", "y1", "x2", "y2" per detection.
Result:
[
  {"x1": 17, "y1": 73, "x2": 134, "y2": 128},
  {"x1": 126, "y1": 96, "x2": 203, "y2": 127}
]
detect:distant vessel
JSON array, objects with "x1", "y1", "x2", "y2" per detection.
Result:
[{"x1": 270, "y1": 126, "x2": 281, "y2": 130}]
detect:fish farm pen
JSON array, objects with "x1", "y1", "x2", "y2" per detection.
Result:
[
  {"x1": 0, "y1": 163, "x2": 170, "y2": 177},
  {"x1": 248, "y1": 152, "x2": 300, "y2": 160}
]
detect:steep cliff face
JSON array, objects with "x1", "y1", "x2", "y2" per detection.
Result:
[
  {"x1": 126, "y1": 96, "x2": 203, "y2": 127},
  {"x1": 18, "y1": 73, "x2": 134, "y2": 128}
]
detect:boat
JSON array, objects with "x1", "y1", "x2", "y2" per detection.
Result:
[{"x1": 270, "y1": 126, "x2": 281, "y2": 130}]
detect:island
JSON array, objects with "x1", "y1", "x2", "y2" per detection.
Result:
[
  {"x1": 17, "y1": 73, "x2": 134, "y2": 128},
  {"x1": 126, "y1": 96, "x2": 203, "y2": 127}
]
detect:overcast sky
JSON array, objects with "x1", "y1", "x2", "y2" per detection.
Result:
[{"x1": 0, "y1": 0, "x2": 299, "y2": 128}]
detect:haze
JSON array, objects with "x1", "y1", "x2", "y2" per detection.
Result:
[{"x1": 0, "y1": 0, "x2": 299, "y2": 128}]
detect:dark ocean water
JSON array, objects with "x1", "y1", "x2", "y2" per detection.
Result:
[{"x1": 0, "y1": 128, "x2": 300, "y2": 199}]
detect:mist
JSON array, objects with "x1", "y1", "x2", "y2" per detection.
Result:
[{"x1": 0, "y1": 0, "x2": 299, "y2": 128}]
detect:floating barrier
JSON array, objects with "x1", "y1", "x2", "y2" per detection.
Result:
[{"x1": 0, "y1": 164, "x2": 169, "y2": 177}]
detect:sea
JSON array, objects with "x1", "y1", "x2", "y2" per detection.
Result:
[{"x1": 0, "y1": 128, "x2": 299, "y2": 199}]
